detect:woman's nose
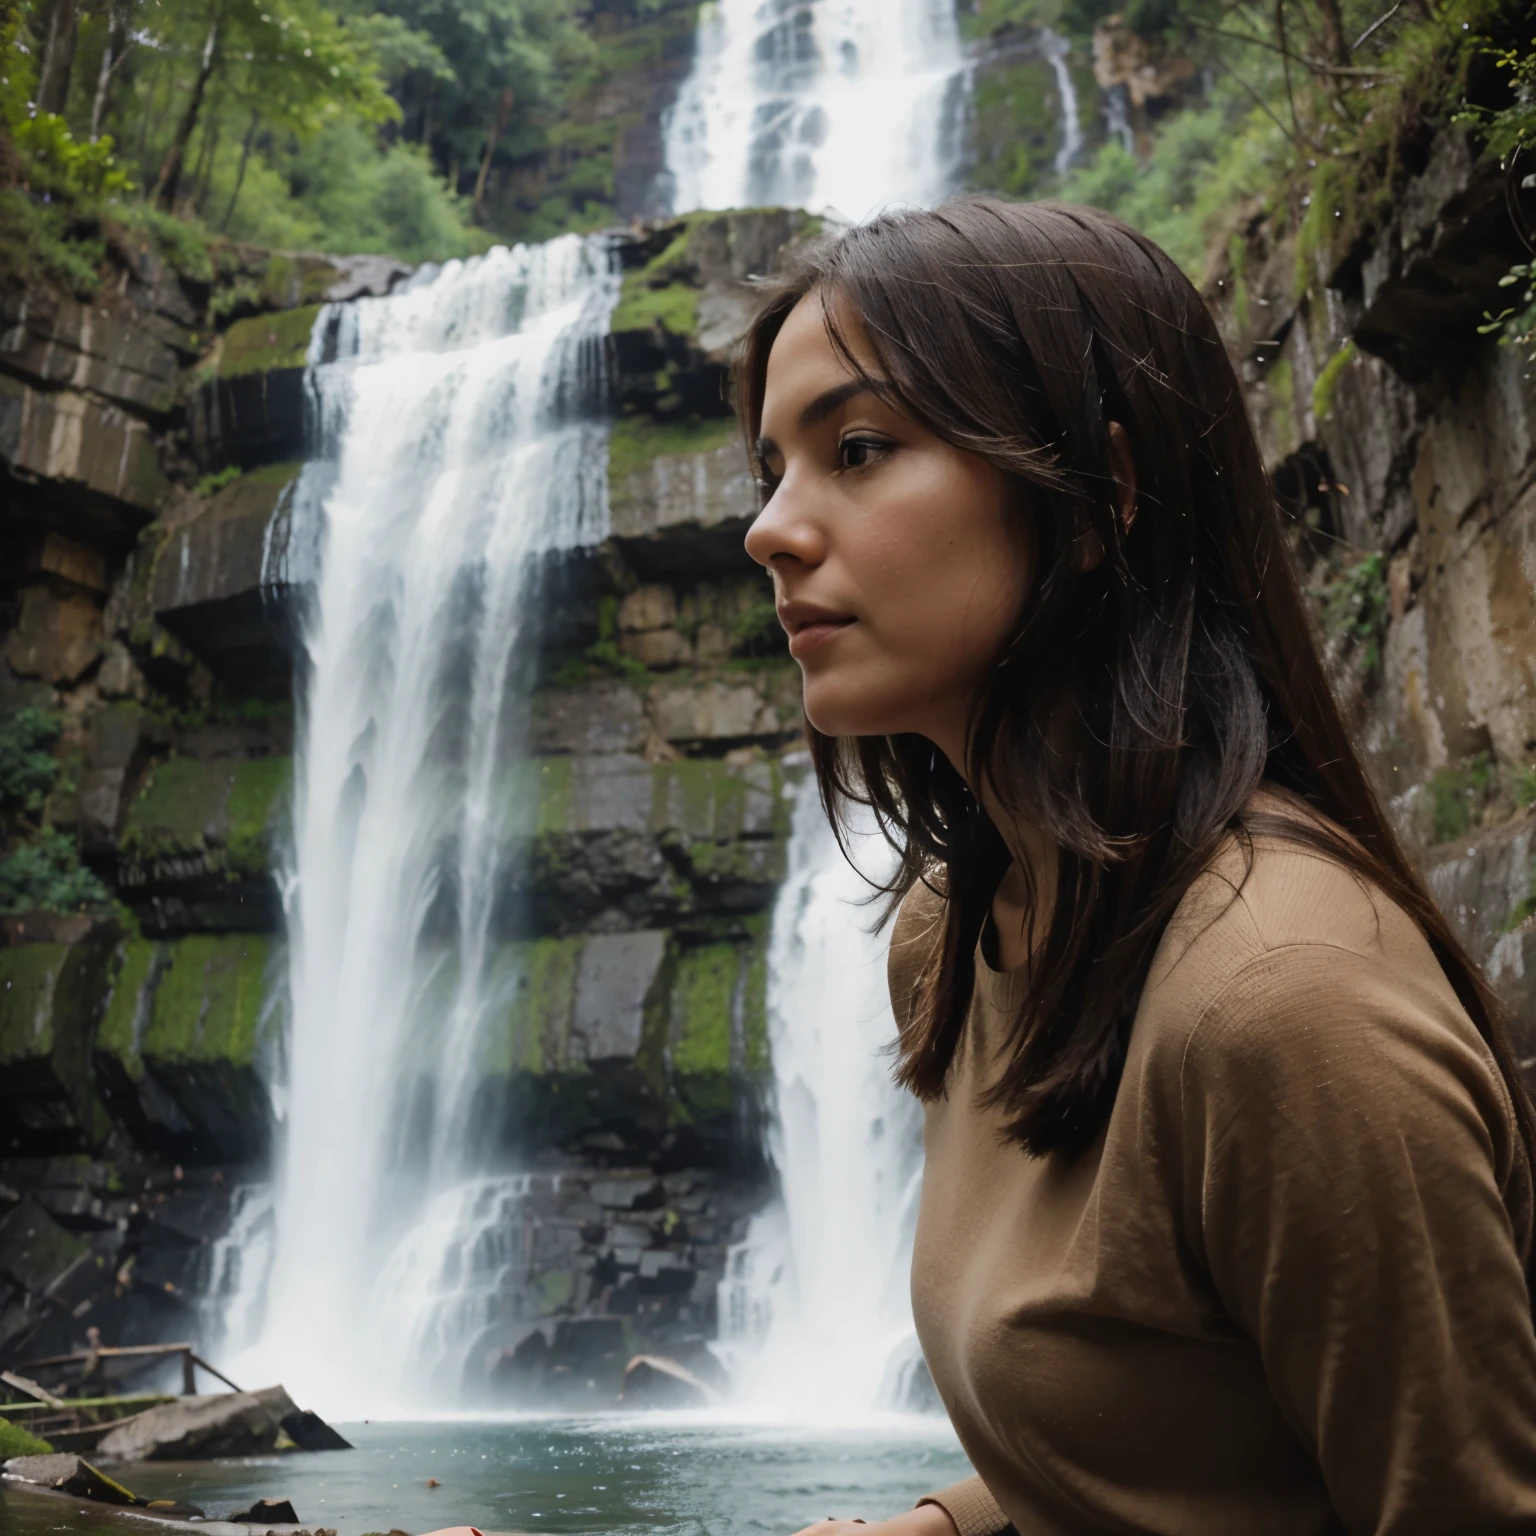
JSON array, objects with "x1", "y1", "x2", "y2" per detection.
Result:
[{"x1": 744, "y1": 479, "x2": 829, "y2": 571}]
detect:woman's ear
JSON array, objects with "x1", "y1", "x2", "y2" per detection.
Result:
[{"x1": 1073, "y1": 421, "x2": 1139, "y2": 573}]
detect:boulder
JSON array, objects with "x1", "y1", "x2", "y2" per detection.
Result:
[
  {"x1": 4, "y1": 585, "x2": 103, "y2": 686},
  {"x1": 277, "y1": 1410, "x2": 352, "y2": 1452},
  {"x1": 619, "y1": 1353, "x2": 717, "y2": 1408},
  {"x1": 1, "y1": 1452, "x2": 140, "y2": 1504},
  {"x1": 231, "y1": 1497, "x2": 300, "y2": 1523},
  {"x1": 94, "y1": 1385, "x2": 298, "y2": 1462}
]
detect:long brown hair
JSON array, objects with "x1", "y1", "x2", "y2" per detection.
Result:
[{"x1": 736, "y1": 197, "x2": 1536, "y2": 1188}]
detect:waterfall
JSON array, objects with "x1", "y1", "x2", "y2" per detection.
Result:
[
  {"x1": 236, "y1": 235, "x2": 619, "y2": 1413},
  {"x1": 716, "y1": 777, "x2": 925, "y2": 1417},
  {"x1": 1104, "y1": 83, "x2": 1134, "y2": 154},
  {"x1": 663, "y1": 0, "x2": 971, "y2": 220},
  {"x1": 1041, "y1": 27, "x2": 1083, "y2": 177}
]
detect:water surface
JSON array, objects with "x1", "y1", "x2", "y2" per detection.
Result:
[{"x1": 27, "y1": 1417, "x2": 971, "y2": 1536}]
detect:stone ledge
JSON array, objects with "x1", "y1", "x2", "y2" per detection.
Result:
[
  {"x1": 0, "y1": 284, "x2": 181, "y2": 418},
  {"x1": 0, "y1": 376, "x2": 168, "y2": 527}
]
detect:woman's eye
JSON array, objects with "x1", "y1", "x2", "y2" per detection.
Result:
[{"x1": 839, "y1": 435, "x2": 889, "y2": 470}]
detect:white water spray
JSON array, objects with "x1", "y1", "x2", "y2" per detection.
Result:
[
  {"x1": 716, "y1": 779, "x2": 925, "y2": 1417},
  {"x1": 663, "y1": 0, "x2": 971, "y2": 220},
  {"x1": 237, "y1": 236, "x2": 618, "y2": 1414}
]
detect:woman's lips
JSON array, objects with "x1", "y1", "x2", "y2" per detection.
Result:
[{"x1": 787, "y1": 617, "x2": 855, "y2": 658}]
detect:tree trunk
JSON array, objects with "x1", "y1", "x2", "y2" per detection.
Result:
[
  {"x1": 1314, "y1": 0, "x2": 1351, "y2": 65},
  {"x1": 37, "y1": 0, "x2": 80, "y2": 116},
  {"x1": 153, "y1": 13, "x2": 219, "y2": 212},
  {"x1": 191, "y1": 112, "x2": 220, "y2": 213},
  {"x1": 90, "y1": 0, "x2": 130, "y2": 142},
  {"x1": 472, "y1": 86, "x2": 513, "y2": 224},
  {"x1": 221, "y1": 108, "x2": 259, "y2": 230}
]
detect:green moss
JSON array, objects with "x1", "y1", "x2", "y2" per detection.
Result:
[
  {"x1": 494, "y1": 936, "x2": 582, "y2": 1074},
  {"x1": 97, "y1": 940, "x2": 158, "y2": 1082},
  {"x1": 202, "y1": 461, "x2": 303, "y2": 514},
  {"x1": 0, "y1": 944, "x2": 68, "y2": 1064},
  {"x1": 537, "y1": 1268, "x2": 576, "y2": 1312},
  {"x1": 1429, "y1": 752, "x2": 1495, "y2": 847},
  {"x1": 142, "y1": 936, "x2": 271, "y2": 1068},
  {"x1": 1311, "y1": 340, "x2": 1358, "y2": 426},
  {"x1": 611, "y1": 275, "x2": 700, "y2": 338},
  {"x1": 212, "y1": 305, "x2": 322, "y2": 379},
  {"x1": 671, "y1": 943, "x2": 737, "y2": 1078},
  {"x1": 0, "y1": 1417, "x2": 55, "y2": 1458},
  {"x1": 225, "y1": 758, "x2": 290, "y2": 874},
  {"x1": 121, "y1": 755, "x2": 287, "y2": 875},
  {"x1": 742, "y1": 935, "x2": 769, "y2": 1075},
  {"x1": 122, "y1": 757, "x2": 234, "y2": 862},
  {"x1": 608, "y1": 414, "x2": 737, "y2": 483}
]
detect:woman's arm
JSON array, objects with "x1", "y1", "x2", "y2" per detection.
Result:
[
  {"x1": 1184, "y1": 941, "x2": 1536, "y2": 1532},
  {"x1": 792, "y1": 1497, "x2": 965, "y2": 1536}
]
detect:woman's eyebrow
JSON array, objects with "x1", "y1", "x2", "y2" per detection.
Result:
[
  {"x1": 756, "y1": 379, "x2": 877, "y2": 462},
  {"x1": 799, "y1": 378, "x2": 874, "y2": 428}
]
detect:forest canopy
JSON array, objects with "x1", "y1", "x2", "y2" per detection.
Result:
[{"x1": 1, "y1": 0, "x2": 598, "y2": 275}]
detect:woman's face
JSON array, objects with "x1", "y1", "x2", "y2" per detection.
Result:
[{"x1": 745, "y1": 288, "x2": 1031, "y2": 760}]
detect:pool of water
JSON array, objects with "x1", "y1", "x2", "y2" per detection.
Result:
[{"x1": 12, "y1": 1417, "x2": 973, "y2": 1536}]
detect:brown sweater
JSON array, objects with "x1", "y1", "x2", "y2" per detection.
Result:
[{"x1": 893, "y1": 833, "x2": 1536, "y2": 1535}]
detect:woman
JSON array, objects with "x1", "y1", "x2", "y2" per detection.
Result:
[{"x1": 741, "y1": 199, "x2": 1536, "y2": 1534}]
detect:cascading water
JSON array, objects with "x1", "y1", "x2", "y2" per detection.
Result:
[
  {"x1": 715, "y1": 777, "x2": 926, "y2": 1416},
  {"x1": 662, "y1": 0, "x2": 971, "y2": 219},
  {"x1": 1042, "y1": 28, "x2": 1084, "y2": 177},
  {"x1": 237, "y1": 235, "x2": 619, "y2": 1413}
]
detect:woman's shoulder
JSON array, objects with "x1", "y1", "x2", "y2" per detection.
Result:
[
  {"x1": 1147, "y1": 799, "x2": 1435, "y2": 1010},
  {"x1": 1139, "y1": 810, "x2": 1515, "y2": 1141}
]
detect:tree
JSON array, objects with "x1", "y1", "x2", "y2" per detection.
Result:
[
  {"x1": 36, "y1": 0, "x2": 79, "y2": 114},
  {"x1": 144, "y1": 0, "x2": 400, "y2": 211}
]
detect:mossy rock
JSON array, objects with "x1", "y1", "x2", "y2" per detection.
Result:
[
  {"x1": 144, "y1": 934, "x2": 273, "y2": 1069},
  {"x1": 0, "y1": 930, "x2": 117, "y2": 1154},
  {"x1": 121, "y1": 754, "x2": 288, "y2": 878},
  {"x1": 207, "y1": 305, "x2": 321, "y2": 380},
  {"x1": 608, "y1": 414, "x2": 738, "y2": 486},
  {"x1": 94, "y1": 934, "x2": 279, "y2": 1162}
]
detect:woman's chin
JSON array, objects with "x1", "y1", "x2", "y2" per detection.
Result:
[{"x1": 801, "y1": 676, "x2": 907, "y2": 740}]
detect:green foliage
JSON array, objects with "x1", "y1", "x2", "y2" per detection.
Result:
[
  {"x1": 0, "y1": 708, "x2": 63, "y2": 816},
  {"x1": 1429, "y1": 752, "x2": 1495, "y2": 846},
  {"x1": 1453, "y1": 32, "x2": 1536, "y2": 159},
  {"x1": 1513, "y1": 764, "x2": 1536, "y2": 808},
  {"x1": 0, "y1": 828, "x2": 110, "y2": 913},
  {"x1": 0, "y1": 1417, "x2": 55, "y2": 1458},
  {"x1": 1313, "y1": 551, "x2": 1388, "y2": 674},
  {"x1": 197, "y1": 465, "x2": 244, "y2": 497},
  {"x1": 1061, "y1": 88, "x2": 1289, "y2": 279}
]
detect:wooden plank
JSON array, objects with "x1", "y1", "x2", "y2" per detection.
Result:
[{"x1": 0, "y1": 1371, "x2": 65, "y2": 1408}]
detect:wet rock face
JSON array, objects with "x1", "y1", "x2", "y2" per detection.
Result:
[{"x1": 1211, "y1": 121, "x2": 1536, "y2": 1049}]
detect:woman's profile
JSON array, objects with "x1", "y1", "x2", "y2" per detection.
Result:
[{"x1": 739, "y1": 198, "x2": 1536, "y2": 1533}]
